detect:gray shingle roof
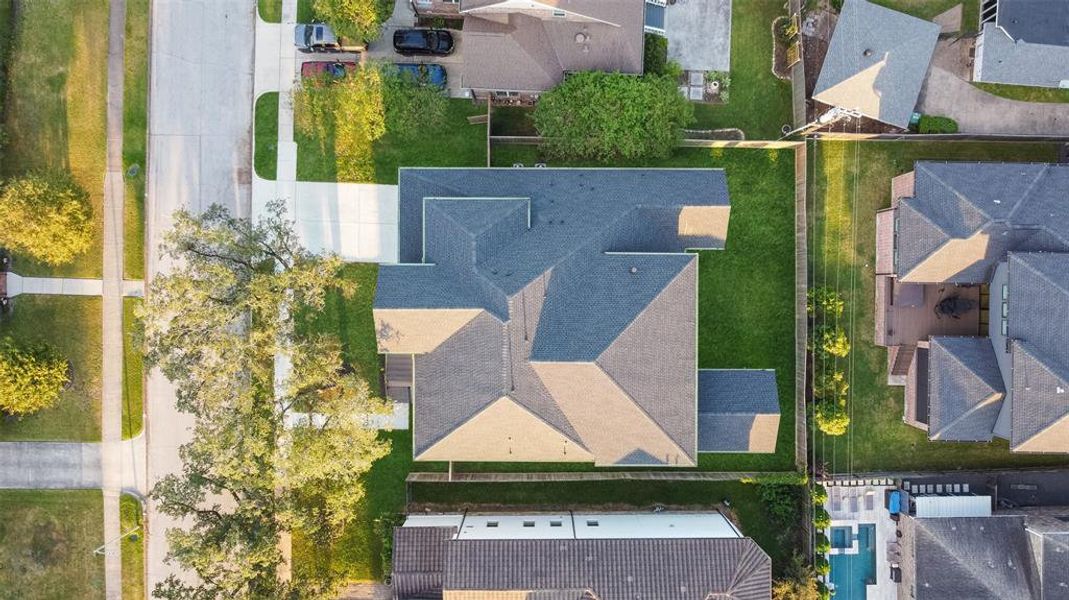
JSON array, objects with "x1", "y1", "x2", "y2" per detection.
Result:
[
  {"x1": 901, "y1": 515, "x2": 1037, "y2": 600},
  {"x1": 1008, "y1": 253, "x2": 1069, "y2": 452},
  {"x1": 896, "y1": 162, "x2": 1069, "y2": 283},
  {"x1": 377, "y1": 168, "x2": 731, "y2": 465},
  {"x1": 697, "y1": 370, "x2": 781, "y2": 452},
  {"x1": 997, "y1": 0, "x2": 1069, "y2": 47},
  {"x1": 977, "y1": 22, "x2": 1069, "y2": 87},
  {"x1": 392, "y1": 526, "x2": 457, "y2": 599},
  {"x1": 812, "y1": 0, "x2": 939, "y2": 128},
  {"x1": 926, "y1": 337, "x2": 1005, "y2": 442},
  {"x1": 390, "y1": 534, "x2": 771, "y2": 600}
]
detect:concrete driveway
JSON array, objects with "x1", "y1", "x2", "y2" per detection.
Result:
[
  {"x1": 666, "y1": 0, "x2": 732, "y2": 73},
  {"x1": 917, "y1": 66, "x2": 1069, "y2": 135},
  {"x1": 365, "y1": 0, "x2": 468, "y2": 97}
]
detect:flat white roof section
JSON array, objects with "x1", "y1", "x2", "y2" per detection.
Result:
[
  {"x1": 403, "y1": 512, "x2": 742, "y2": 540},
  {"x1": 915, "y1": 495, "x2": 993, "y2": 518}
]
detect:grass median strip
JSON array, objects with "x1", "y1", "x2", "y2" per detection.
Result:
[
  {"x1": 123, "y1": 0, "x2": 149, "y2": 280},
  {"x1": 123, "y1": 297, "x2": 144, "y2": 439},
  {"x1": 121, "y1": 494, "x2": 145, "y2": 600},
  {"x1": 254, "y1": 92, "x2": 279, "y2": 181}
]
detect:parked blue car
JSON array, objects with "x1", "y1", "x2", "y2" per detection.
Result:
[{"x1": 394, "y1": 63, "x2": 447, "y2": 88}]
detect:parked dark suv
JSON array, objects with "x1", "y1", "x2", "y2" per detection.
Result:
[{"x1": 392, "y1": 28, "x2": 454, "y2": 56}]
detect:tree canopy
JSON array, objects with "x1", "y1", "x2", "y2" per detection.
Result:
[
  {"x1": 0, "y1": 172, "x2": 92, "y2": 266},
  {"x1": 533, "y1": 71, "x2": 694, "y2": 161},
  {"x1": 0, "y1": 337, "x2": 68, "y2": 416},
  {"x1": 141, "y1": 200, "x2": 390, "y2": 599},
  {"x1": 311, "y1": 0, "x2": 393, "y2": 41}
]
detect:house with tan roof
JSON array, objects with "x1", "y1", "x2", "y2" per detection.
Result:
[
  {"x1": 409, "y1": 0, "x2": 647, "y2": 101},
  {"x1": 874, "y1": 161, "x2": 1069, "y2": 453},
  {"x1": 374, "y1": 168, "x2": 781, "y2": 467}
]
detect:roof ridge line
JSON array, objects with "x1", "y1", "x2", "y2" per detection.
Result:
[
  {"x1": 1012, "y1": 252, "x2": 1069, "y2": 299},
  {"x1": 1004, "y1": 165, "x2": 1049, "y2": 222},
  {"x1": 916, "y1": 164, "x2": 990, "y2": 229},
  {"x1": 916, "y1": 517, "x2": 1029, "y2": 597}
]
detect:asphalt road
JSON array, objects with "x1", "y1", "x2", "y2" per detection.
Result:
[{"x1": 145, "y1": 0, "x2": 254, "y2": 589}]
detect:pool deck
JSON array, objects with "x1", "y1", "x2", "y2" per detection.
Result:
[{"x1": 825, "y1": 484, "x2": 899, "y2": 600}]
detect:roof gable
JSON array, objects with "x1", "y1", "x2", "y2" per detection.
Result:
[
  {"x1": 1011, "y1": 340, "x2": 1069, "y2": 453},
  {"x1": 927, "y1": 337, "x2": 1005, "y2": 442}
]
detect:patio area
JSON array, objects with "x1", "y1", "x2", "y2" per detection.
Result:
[
  {"x1": 824, "y1": 482, "x2": 899, "y2": 600},
  {"x1": 665, "y1": 0, "x2": 732, "y2": 73},
  {"x1": 876, "y1": 279, "x2": 984, "y2": 348}
]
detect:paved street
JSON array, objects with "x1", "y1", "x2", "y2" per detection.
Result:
[{"x1": 145, "y1": 0, "x2": 255, "y2": 590}]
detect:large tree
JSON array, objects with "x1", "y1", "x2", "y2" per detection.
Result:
[
  {"x1": 0, "y1": 337, "x2": 69, "y2": 416},
  {"x1": 142, "y1": 200, "x2": 390, "y2": 599},
  {"x1": 311, "y1": 0, "x2": 393, "y2": 42},
  {"x1": 533, "y1": 71, "x2": 694, "y2": 160},
  {"x1": 0, "y1": 172, "x2": 92, "y2": 266}
]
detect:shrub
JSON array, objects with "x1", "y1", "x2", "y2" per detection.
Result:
[
  {"x1": 918, "y1": 115, "x2": 959, "y2": 134},
  {"x1": 533, "y1": 71, "x2": 694, "y2": 161},
  {"x1": 311, "y1": 0, "x2": 393, "y2": 41},
  {"x1": 815, "y1": 532, "x2": 831, "y2": 554},
  {"x1": 0, "y1": 172, "x2": 93, "y2": 266},
  {"x1": 643, "y1": 33, "x2": 668, "y2": 75},
  {"x1": 811, "y1": 484, "x2": 828, "y2": 506},
  {"x1": 815, "y1": 400, "x2": 850, "y2": 436},
  {"x1": 815, "y1": 554, "x2": 831, "y2": 576},
  {"x1": 812, "y1": 370, "x2": 848, "y2": 401},
  {"x1": 758, "y1": 484, "x2": 804, "y2": 529},
  {"x1": 382, "y1": 64, "x2": 448, "y2": 139},
  {"x1": 0, "y1": 337, "x2": 69, "y2": 416},
  {"x1": 813, "y1": 506, "x2": 831, "y2": 529},
  {"x1": 742, "y1": 471, "x2": 809, "y2": 485},
  {"x1": 810, "y1": 325, "x2": 850, "y2": 359},
  {"x1": 807, "y1": 287, "x2": 844, "y2": 318}
]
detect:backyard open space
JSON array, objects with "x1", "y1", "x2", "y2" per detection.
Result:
[
  {"x1": 0, "y1": 295, "x2": 102, "y2": 441},
  {"x1": 1, "y1": 0, "x2": 109, "y2": 278},
  {"x1": 0, "y1": 490, "x2": 105, "y2": 599},
  {"x1": 808, "y1": 139, "x2": 1069, "y2": 473}
]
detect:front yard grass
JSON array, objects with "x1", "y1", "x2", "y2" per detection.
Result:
[
  {"x1": 690, "y1": 0, "x2": 793, "y2": 139},
  {"x1": 254, "y1": 92, "x2": 279, "y2": 180},
  {"x1": 973, "y1": 82, "x2": 1069, "y2": 104},
  {"x1": 0, "y1": 296, "x2": 102, "y2": 441},
  {"x1": 809, "y1": 139, "x2": 1069, "y2": 472},
  {"x1": 120, "y1": 494, "x2": 145, "y2": 600},
  {"x1": 123, "y1": 297, "x2": 144, "y2": 439},
  {"x1": 123, "y1": 0, "x2": 149, "y2": 280},
  {"x1": 258, "y1": 0, "x2": 281, "y2": 22},
  {"x1": 0, "y1": 490, "x2": 105, "y2": 598},
  {"x1": 2, "y1": 0, "x2": 109, "y2": 278},
  {"x1": 490, "y1": 145, "x2": 798, "y2": 472},
  {"x1": 296, "y1": 98, "x2": 487, "y2": 184}
]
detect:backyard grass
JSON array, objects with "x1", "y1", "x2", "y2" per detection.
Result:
[
  {"x1": 296, "y1": 98, "x2": 487, "y2": 184},
  {"x1": 974, "y1": 82, "x2": 1069, "y2": 104},
  {"x1": 120, "y1": 495, "x2": 145, "y2": 600},
  {"x1": 488, "y1": 145, "x2": 798, "y2": 471},
  {"x1": 2, "y1": 0, "x2": 109, "y2": 278},
  {"x1": 0, "y1": 296, "x2": 102, "y2": 441},
  {"x1": 254, "y1": 92, "x2": 279, "y2": 180},
  {"x1": 690, "y1": 0, "x2": 792, "y2": 139},
  {"x1": 123, "y1": 0, "x2": 149, "y2": 280},
  {"x1": 123, "y1": 298, "x2": 144, "y2": 439},
  {"x1": 258, "y1": 0, "x2": 281, "y2": 22},
  {"x1": 409, "y1": 480, "x2": 801, "y2": 575},
  {"x1": 809, "y1": 139, "x2": 1069, "y2": 473},
  {"x1": 0, "y1": 490, "x2": 105, "y2": 599},
  {"x1": 869, "y1": 0, "x2": 980, "y2": 31}
]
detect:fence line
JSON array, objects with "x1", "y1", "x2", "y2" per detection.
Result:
[{"x1": 406, "y1": 471, "x2": 787, "y2": 483}]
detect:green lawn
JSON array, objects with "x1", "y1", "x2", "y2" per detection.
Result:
[
  {"x1": 123, "y1": 0, "x2": 149, "y2": 280},
  {"x1": 869, "y1": 0, "x2": 980, "y2": 32},
  {"x1": 298, "y1": 0, "x2": 314, "y2": 22},
  {"x1": 296, "y1": 98, "x2": 487, "y2": 184},
  {"x1": 0, "y1": 490, "x2": 105, "y2": 599},
  {"x1": 255, "y1": 92, "x2": 279, "y2": 181},
  {"x1": 489, "y1": 146, "x2": 798, "y2": 471},
  {"x1": 120, "y1": 495, "x2": 144, "y2": 600},
  {"x1": 2, "y1": 0, "x2": 109, "y2": 278},
  {"x1": 258, "y1": 0, "x2": 281, "y2": 22},
  {"x1": 409, "y1": 480, "x2": 801, "y2": 575},
  {"x1": 690, "y1": 0, "x2": 792, "y2": 139},
  {"x1": 0, "y1": 296, "x2": 102, "y2": 441},
  {"x1": 974, "y1": 82, "x2": 1069, "y2": 104},
  {"x1": 809, "y1": 139, "x2": 1069, "y2": 472},
  {"x1": 123, "y1": 298, "x2": 144, "y2": 439}
]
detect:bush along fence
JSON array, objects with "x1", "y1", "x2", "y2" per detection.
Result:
[
  {"x1": 807, "y1": 287, "x2": 850, "y2": 436},
  {"x1": 811, "y1": 483, "x2": 833, "y2": 600}
]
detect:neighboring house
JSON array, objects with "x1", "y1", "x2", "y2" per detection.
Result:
[
  {"x1": 974, "y1": 0, "x2": 1069, "y2": 88},
  {"x1": 410, "y1": 0, "x2": 647, "y2": 101},
  {"x1": 896, "y1": 502, "x2": 1069, "y2": 600},
  {"x1": 812, "y1": 0, "x2": 940, "y2": 129},
  {"x1": 874, "y1": 161, "x2": 1069, "y2": 453},
  {"x1": 373, "y1": 168, "x2": 781, "y2": 467},
  {"x1": 392, "y1": 512, "x2": 773, "y2": 600}
]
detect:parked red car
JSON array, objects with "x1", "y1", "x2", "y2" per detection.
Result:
[{"x1": 300, "y1": 61, "x2": 358, "y2": 79}]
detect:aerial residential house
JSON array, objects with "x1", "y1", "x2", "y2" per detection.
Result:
[
  {"x1": 874, "y1": 161, "x2": 1069, "y2": 453},
  {"x1": 409, "y1": 0, "x2": 647, "y2": 101},
  {"x1": 974, "y1": 0, "x2": 1069, "y2": 89},
  {"x1": 392, "y1": 511, "x2": 773, "y2": 600},
  {"x1": 374, "y1": 168, "x2": 781, "y2": 467},
  {"x1": 812, "y1": 0, "x2": 940, "y2": 129}
]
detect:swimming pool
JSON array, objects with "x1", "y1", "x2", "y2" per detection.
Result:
[
  {"x1": 829, "y1": 524, "x2": 877, "y2": 600},
  {"x1": 830, "y1": 526, "x2": 852, "y2": 549}
]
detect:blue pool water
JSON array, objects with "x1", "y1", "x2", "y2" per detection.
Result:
[
  {"x1": 829, "y1": 524, "x2": 877, "y2": 600},
  {"x1": 830, "y1": 526, "x2": 851, "y2": 549}
]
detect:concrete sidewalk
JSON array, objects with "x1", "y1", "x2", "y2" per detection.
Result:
[
  {"x1": 4, "y1": 273, "x2": 144, "y2": 297},
  {"x1": 0, "y1": 438, "x2": 148, "y2": 493}
]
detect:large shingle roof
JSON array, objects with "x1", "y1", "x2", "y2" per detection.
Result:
[
  {"x1": 392, "y1": 526, "x2": 457, "y2": 599},
  {"x1": 697, "y1": 370, "x2": 781, "y2": 452},
  {"x1": 926, "y1": 337, "x2": 1005, "y2": 442},
  {"x1": 997, "y1": 0, "x2": 1069, "y2": 46},
  {"x1": 896, "y1": 162, "x2": 1069, "y2": 283},
  {"x1": 977, "y1": 22, "x2": 1069, "y2": 88},
  {"x1": 376, "y1": 168, "x2": 731, "y2": 466},
  {"x1": 813, "y1": 0, "x2": 939, "y2": 128},
  {"x1": 393, "y1": 531, "x2": 771, "y2": 600}
]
